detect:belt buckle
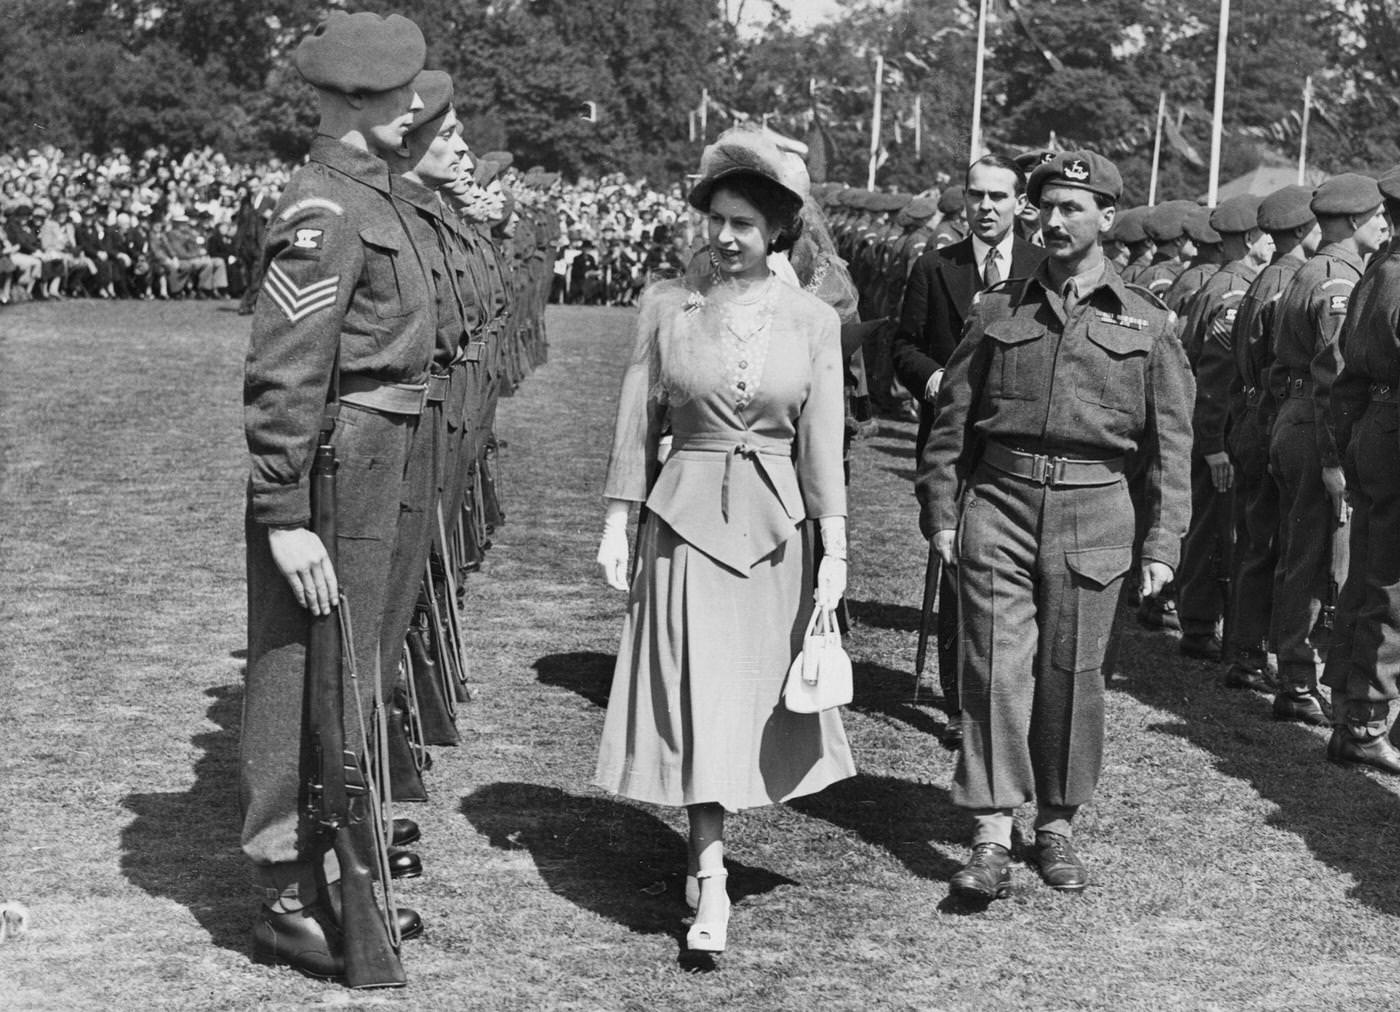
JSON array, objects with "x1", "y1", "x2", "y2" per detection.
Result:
[{"x1": 1030, "y1": 453, "x2": 1061, "y2": 486}]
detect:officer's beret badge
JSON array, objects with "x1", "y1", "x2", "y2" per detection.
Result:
[{"x1": 1063, "y1": 159, "x2": 1090, "y2": 183}]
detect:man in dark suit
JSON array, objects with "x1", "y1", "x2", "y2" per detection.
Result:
[{"x1": 893, "y1": 153, "x2": 1045, "y2": 748}]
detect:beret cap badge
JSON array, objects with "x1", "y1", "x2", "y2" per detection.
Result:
[{"x1": 1063, "y1": 160, "x2": 1090, "y2": 183}]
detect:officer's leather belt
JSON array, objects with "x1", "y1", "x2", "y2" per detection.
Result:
[
  {"x1": 1370, "y1": 382, "x2": 1400, "y2": 404},
  {"x1": 1281, "y1": 372, "x2": 1313, "y2": 398},
  {"x1": 983, "y1": 442, "x2": 1126, "y2": 488},
  {"x1": 340, "y1": 374, "x2": 429, "y2": 415}
]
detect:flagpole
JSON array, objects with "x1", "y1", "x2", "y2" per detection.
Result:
[
  {"x1": 1148, "y1": 91, "x2": 1166, "y2": 206},
  {"x1": 914, "y1": 94, "x2": 923, "y2": 162},
  {"x1": 970, "y1": 0, "x2": 988, "y2": 162},
  {"x1": 1298, "y1": 75, "x2": 1312, "y2": 185},
  {"x1": 700, "y1": 86, "x2": 709, "y2": 144},
  {"x1": 1206, "y1": 0, "x2": 1229, "y2": 205},
  {"x1": 868, "y1": 53, "x2": 883, "y2": 190}
]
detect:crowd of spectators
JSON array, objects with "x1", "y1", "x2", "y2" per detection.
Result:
[
  {"x1": 550, "y1": 172, "x2": 696, "y2": 306},
  {"x1": 0, "y1": 148, "x2": 707, "y2": 310}
]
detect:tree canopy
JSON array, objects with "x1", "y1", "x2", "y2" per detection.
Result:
[{"x1": 2, "y1": 0, "x2": 1395, "y2": 198}]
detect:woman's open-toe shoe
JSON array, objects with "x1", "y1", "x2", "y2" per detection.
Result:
[{"x1": 685, "y1": 868, "x2": 730, "y2": 953}]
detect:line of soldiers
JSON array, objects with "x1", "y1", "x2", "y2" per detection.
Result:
[
  {"x1": 239, "y1": 11, "x2": 555, "y2": 987},
  {"x1": 819, "y1": 158, "x2": 1400, "y2": 778}
]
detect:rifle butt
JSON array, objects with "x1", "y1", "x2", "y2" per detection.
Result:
[{"x1": 332, "y1": 831, "x2": 405, "y2": 989}]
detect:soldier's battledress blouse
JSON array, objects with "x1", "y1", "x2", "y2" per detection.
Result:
[{"x1": 595, "y1": 272, "x2": 857, "y2": 812}]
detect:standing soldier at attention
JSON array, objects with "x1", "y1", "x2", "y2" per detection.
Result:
[
  {"x1": 1162, "y1": 206, "x2": 1224, "y2": 317},
  {"x1": 241, "y1": 11, "x2": 431, "y2": 981},
  {"x1": 1320, "y1": 167, "x2": 1400, "y2": 770},
  {"x1": 1135, "y1": 200, "x2": 1196, "y2": 298},
  {"x1": 1225, "y1": 185, "x2": 1318, "y2": 704},
  {"x1": 1115, "y1": 206, "x2": 1153, "y2": 283},
  {"x1": 1268, "y1": 174, "x2": 1387, "y2": 731},
  {"x1": 1174, "y1": 194, "x2": 1271, "y2": 662},
  {"x1": 917, "y1": 152, "x2": 1193, "y2": 901}
]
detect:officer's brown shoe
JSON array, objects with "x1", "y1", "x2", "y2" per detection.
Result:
[
  {"x1": 1224, "y1": 663, "x2": 1273, "y2": 691},
  {"x1": 388, "y1": 847, "x2": 422, "y2": 880},
  {"x1": 251, "y1": 901, "x2": 345, "y2": 980},
  {"x1": 940, "y1": 712, "x2": 964, "y2": 751},
  {"x1": 1180, "y1": 633, "x2": 1224, "y2": 661},
  {"x1": 949, "y1": 843, "x2": 1012, "y2": 901},
  {"x1": 1328, "y1": 728, "x2": 1400, "y2": 775},
  {"x1": 391, "y1": 817, "x2": 421, "y2": 847},
  {"x1": 1272, "y1": 690, "x2": 1330, "y2": 726},
  {"x1": 1030, "y1": 832, "x2": 1089, "y2": 892}
]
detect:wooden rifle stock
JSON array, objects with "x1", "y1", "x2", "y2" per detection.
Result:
[
  {"x1": 1216, "y1": 485, "x2": 1235, "y2": 653},
  {"x1": 914, "y1": 542, "x2": 941, "y2": 699},
  {"x1": 1321, "y1": 496, "x2": 1349, "y2": 631},
  {"x1": 306, "y1": 439, "x2": 406, "y2": 989}
]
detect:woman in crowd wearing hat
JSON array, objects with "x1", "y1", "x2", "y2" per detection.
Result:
[{"x1": 594, "y1": 127, "x2": 856, "y2": 955}]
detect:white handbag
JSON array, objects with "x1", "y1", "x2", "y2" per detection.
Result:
[{"x1": 783, "y1": 607, "x2": 853, "y2": 713}]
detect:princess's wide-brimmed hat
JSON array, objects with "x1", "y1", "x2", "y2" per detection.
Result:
[{"x1": 687, "y1": 128, "x2": 807, "y2": 212}]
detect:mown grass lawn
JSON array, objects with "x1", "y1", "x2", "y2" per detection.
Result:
[{"x1": 3, "y1": 300, "x2": 1400, "y2": 1010}]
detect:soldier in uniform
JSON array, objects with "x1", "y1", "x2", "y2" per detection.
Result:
[
  {"x1": 1268, "y1": 174, "x2": 1388, "y2": 727},
  {"x1": 1115, "y1": 206, "x2": 1154, "y2": 283},
  {"x1": 1135, "y1": 200, "x2": 1196, "y2": 298},
  {"x1": 894, "y1": 154, "x2": 1045, "y2": 748},
  {"x1": 241, "y1": 11, "x2": 431, "y2": 978},
  {"x1": 1162, "y1": 206, "x2": 1223, "y2": 317},
  {"x1": 1173, "y1": 194, "x2": 1271, "y2": 660},
  {"x1": 931, "y1": 186, "x2": 968, "y2": 249},
  {"x1": 1321, "y1": 167, "x2": 1400, "y2": 771},
  {"x1": 917, "y1": 151, "x2": 1192, "y2": 900},
  {"x1": 1225, "y1": 185, "x2": 1318, "y2": 703}
]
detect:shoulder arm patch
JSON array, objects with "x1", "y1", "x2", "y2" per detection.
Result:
[{"x1": 278, "y1": 197, "x2": 345, "y2": 222}]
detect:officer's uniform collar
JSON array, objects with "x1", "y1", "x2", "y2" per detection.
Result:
[
  {"x1": 1315, "y1": 241, "x2": 1366, "y2": 272},
  {"x1": 1022, "y1": 255, "x2": 1128, "y2": 320},
  {"x1": 390, "y1": 173, "x2": 448, "y2": 220},
  {"x1": 310, "y1": 135, "x2": 392, "y2": 195}
]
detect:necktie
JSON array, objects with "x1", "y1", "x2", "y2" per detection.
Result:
[{"x1": 982, "y1": 247, "x2": 1001, "y2": 289}]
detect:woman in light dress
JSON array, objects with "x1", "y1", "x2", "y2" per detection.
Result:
[{"x1": 594, "y1": 129, "x2": 855, "y2": 954}]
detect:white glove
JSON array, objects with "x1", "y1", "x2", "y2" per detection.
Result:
[
  {"x1": 816, "y1": 556, "x2": 847, "y2": 610},
  {"x1": 596, "y1": 499, "x2": 630, "y2": 591},
  {"x1": 815, "y1": 516, "x2": 848, "y2": 610}
]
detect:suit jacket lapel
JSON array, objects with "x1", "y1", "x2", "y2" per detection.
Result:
[{"x1": 938, "y1": 239, "x2": 979, "y2": 318}]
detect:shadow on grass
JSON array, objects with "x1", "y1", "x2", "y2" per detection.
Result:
[
  {"x1": 533, "y1": 650, "x2": 614, "y2": 709},
  {"x1": 120, "y1": 682, "x2": 247, "y2": 955},
  {"x1": 849, "y1": 659, "x2": 950, "y2": 738},
  {"x1": 460, "y1": 782, "x2": 795, "y2": 946},
  {"x1": 1112, "y1": 615, "x2": 1400, "y2": 917},
  {"x1": 846, "y1": 597, "x2": 922, "y2": 633},
  {"x1": 789, "y1": 772, "x2": 963, "y2": 881},
  {"x1": 879, "y1": 465, "x2": 918, "y2": 483}
]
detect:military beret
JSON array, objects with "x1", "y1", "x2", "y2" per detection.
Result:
[
  {"x1": 902, "y1": 195, "x2": 939, "y2": 224},
  {"x1": 1144, "y1": 200, "x2": 1195, "y2": 242},
  {"x1": 1014, "y1": 149, "x2": 1057, "y2": 175},
  {"x1": 293, "y1": 11, "x2": 426, "y2": 94},
  {"x1": 1311, "y1": 172, "x2": 1382, "y2": 216},
  {"x1": 1183, "y1": 204, "x2": 1222, "y2": 244},
  {"x1": 1379, "y1": 165, "x2": 1400, "y2": 202},
  {"x1": 1209, "y1": 194, "x2": 1263, "y2": 234},
  {"x1": 473, "y1": 158, "x2": 503, "y2": 186},
  {"x1": 1027, "y1": 150, "x2": 1123, "y2": 206},
  {"x1": 1257, "y1": 184, "x2": 1316, "y2": 232},
  {"x1": 937, "y1": 186, "x2": 964, "y2": 214},
  {"x1": 484, "y1": 150, "x2": 514, "y2": 170},
  {"x1": 885, "y1": 192, "x2": 912, "y2": 212},
  {"x1": 406, "y1": 70, "x2": 453, "y2": 134},
  {"x1": 1114, "y1": 206, "x2": 1150, "y2": 244}
]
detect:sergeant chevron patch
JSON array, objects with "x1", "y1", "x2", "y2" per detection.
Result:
[{"x1": 265, "y1": 263, "x2": 338, "y2": 323}]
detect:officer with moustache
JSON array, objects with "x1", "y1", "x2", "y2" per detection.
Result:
[
  {"x1": 918, "y1": 152, "x2": 1192, "y2": 900},
  {"x1": 241, "y1": 11, "x2": 431, "y2": 979},
  {"x1": 894, "y1": 155, "x2": 1044, "y2": 748}
]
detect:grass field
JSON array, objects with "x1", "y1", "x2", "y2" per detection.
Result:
[{"x1": 4, "y1": 300, "x2": 1400, "y2": 1010}]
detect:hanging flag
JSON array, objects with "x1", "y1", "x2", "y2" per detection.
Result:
[
  {"x1": 1163, "y1": 114, "x2": 1206, "y2": 167},
  {"x1": 804, "y1": 113, "x2": 837, "y2": 184}
]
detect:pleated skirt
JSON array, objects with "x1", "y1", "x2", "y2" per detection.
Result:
[{"x1": 594, "y1": 515, "x2": 856, "y2": 812}]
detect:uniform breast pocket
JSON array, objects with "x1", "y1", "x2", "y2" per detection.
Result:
[
  {"x1": 982, "y1": 319, "x2": 1045, "y2": 400},
  {"x1": 1077, "y1": 319, "x2": 1153, "y2": 413},
  {"x1": 360, "y1": 225, "x2": 417, "y2": 320}
]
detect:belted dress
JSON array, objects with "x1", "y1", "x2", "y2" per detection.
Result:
[{"x1": 594, "y1": 275, "x2": 856, "y2": 812}]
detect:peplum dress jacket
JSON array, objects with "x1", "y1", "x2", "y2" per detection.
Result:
[{"x1": 594, "y1": 276, "x2": 857, "y2": 812}]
